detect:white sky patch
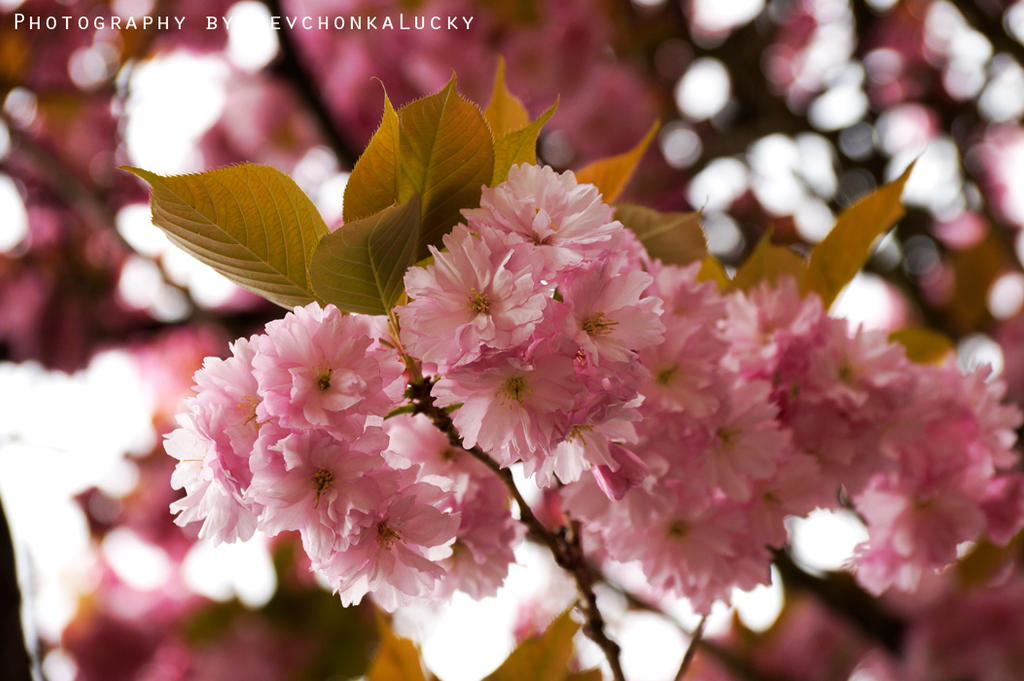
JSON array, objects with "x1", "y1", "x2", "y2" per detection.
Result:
[
  {"x1": 749, "y1": 134, "x2": 803, "y2": 215},
  {"x1": 618, "y1": 611, "x2": 687, "y2": 681},
  {"x1": 660, "y1": 123, "x2": 702, "y2": 169},
  {"x1": 413, "y1": 542, "x2": 573, "y2": 681},
  {"x1": 0, "y1": 117, "x2": 10, "y2": 160},
  {"x1": 0, "y1": 174, "x2": 28, "y2": 251},
  {"x1": 124, "y1": 53, "x2": 229, "y2": 173},
  {"x1": 692, "y1": 0, "x2": 764, "y2": 34},
  {"x1": 831, "y1": 273, "x2": 902, "y2": 331},
  {"x1": 181, "y1": 532, "x2": 277, "y2": 608},
  {"x1": 809, "y1": 84, "x2": 869, "y2": 131},
  {"x1": 102, "y1": 527, "x2": 173, "y2": 591},
  {"x1": 789, "y1": 509, "x2": 868, "y2": 572},
  {"x1": 117, "y1": 202, "x2": 241, "y2": 310},
  {"x1": 688, "y1": 158, "x2": 748, "y2": 211},
  {"x1": 795, "y1": 198, "x2": 835, "y2": 243},
  {"x1": 891, "y1": 139, "x2": 963, "y2": 216},
  {"x1": 733, "y1": 565, "x2": 784, "y2": 632},
  {"x1": 957, "y1": 333, "x2": 1005, "y2": 376},
  {"x1": 0, "y1": 352, "x2": 156, "y2": 639},
  {"x1": 988, "y1": 271, "x2": 1024, "y2": 320},
  {"x1": 227, "y1": 2, "x2": 279, "y2": 72},
  {"x1": 675, "y1": 58, "x2": 731, "y2": 120},
  {"x1": 315, "y1": 171, "x2": 350, "y2": 227},
  {"x1": 702, "y1": 211, "x2": 743, "y2": 257}
]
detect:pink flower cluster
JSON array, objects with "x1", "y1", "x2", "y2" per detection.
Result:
[
  {"x1": 566, "y1": 273, "x2": 1022, "y2": 610},
  {"x1": 400, "y1": 164, "x2": 664, "y2": 488},
  {"x1": 166, "y1": 305, "x2": 518, "y2": 610},
  {"x1": 169, "y1": 162, "x2": 1023, "y2": 615}
]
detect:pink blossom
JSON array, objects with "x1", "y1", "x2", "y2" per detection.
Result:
[
  {"x1": 383, "y1": 412, "x2": 481, "y2": 485},
  {"x1": 980, "y1": 473, "x2": 1024, "y2": 545},
  {"x1": 556, "y1": 256, "x2": 664, "y2": 364},
  {"x1": 854, "y1": 478, "x2": 986, "y2": 594},
  {"x1": 166, "y1": 408, "x2": 261, "y2": 545},
  {"x1": 247, "y1": 427, "x2": 387, "y2": 561},
  {"x1": 721, "y1": 276, "x2": 827, "y2": 380},
  {"x1": 318, "y1": 474, "x2": 459, "y2": 611},
  {"x1": 691, "y1": 379, "x2": 789, "y2": 502},
  {"x1": 436, "y1": 475, "x2": 525, "y2": 599},
  {"x1": 398, "y1": 225, "x2": 549, "y2": 370},
  {"x1": 432, "y1": 349, "x2": 577, "y2": 467},
  {"x1": 602, "y1": 487, "x2": 771, "y2": 613},
  {"x1": 166, "y1": 337, "x2": 267, "y2": 544},
  {"x1": 464, "y1": 163, "x2": 624, "y2": 273},
  {"x1": 591, "y1": 443, "x2": 650, "y2": 501},
  {"x1": 252, "y1": 303, "x2": 403, "y2": 435}
]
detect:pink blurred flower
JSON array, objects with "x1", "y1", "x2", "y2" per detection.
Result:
[
  {"x1": 399, "y1": 225, "x2": 549, "y2": 370},
  {"x1": 253, "y1": 303, "x2": 403, "y2": 435}
]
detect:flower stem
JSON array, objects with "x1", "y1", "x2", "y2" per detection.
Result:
[{"x1": 406, "y1": 377, "x2": 627, "y2": 681}]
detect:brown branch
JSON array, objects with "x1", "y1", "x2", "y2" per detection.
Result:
[
  {"x1": 405, "y1": 378, "x2": 627, "y2": 681},
  {"x1": 674, "y1": 614, "x2": 706, "y2": 681},
  {"x1": 0, "y1": 497, "x2": 32, "y2": 681},
  {"x1": 261, "y1": 0, "x2": 359, "y2": 170},
  {"x1": 771, "y1": 549, "x2": 904, "y2": 653}
]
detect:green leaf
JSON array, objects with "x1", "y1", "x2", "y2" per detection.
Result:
[
  {"x1": 804, "y1": 163, "x2": 914, "y2": 307},
  {"x1": 484, "y1": 609, "x2": 578, "y2": 681},
  {"x1": 484, "y1": 57, "x2": 530, "y2": 138},
  {"x1": 310, "y1": 196, "x2": 421, "y2": 315},
  {"x1": 492, "y1": 99, "x2": 558, "y2": 185},
  {"x1": 367, "y1": 616, "x2": 427, "y2": 681},
  {"x1": 615, "y1": 204, "x2": 707, "y2": 265},
  {"x1": 489, "y1": 98, "x2": 557, "y2": 186},
  {"x1": 575, "y1": 120, "x2": 659, "y2": 203},
  {"x1": 697, "y1": 255, "x2": 730, "y2": 290},
  {"x1": 732, "y1": 230, "x2": 806, "y2": 291},
  {"x1": 889, "y1": 327, "x2": 953, "y2": 364},
  {"x1": 123, "y1": 164, "x2": 327, "y2": 309},
  {"x1": 385, "y1": 403, "x2": 417, "y2": 420},
  {"x1": 398, "y1": 75, "x2": 494, "y2": 257},
  {"x1": 344, "y1": 89, "x2": 401, "y2": 223}
]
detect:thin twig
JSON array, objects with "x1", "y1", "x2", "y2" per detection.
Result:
[
  {"x1": 262, "y1": 0, "x2": 360, "y2": 169},
  {"x1": 594, "y1": 574, "x2": 799, "y2": 681},
  {"x1": 405, "y1": 377, "x2": 627, "y2": 681},
  {"x1": 674, "y1": 614, "x2": 706, "y2": 681}
]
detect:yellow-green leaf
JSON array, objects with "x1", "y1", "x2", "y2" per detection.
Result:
[
  {"x1": 484, "y1": 610, "x2": 578, "y2": 681},
  {"x1": 485, "y1": 57, "x2": 530, "y2": 138},
  {"x1": 123, "y1": 164, "x2": 326, "y2": 308},
  {"x1": 957, "y1": 531, "x2": 1024, "y2": 588},
  {"x1": 564, "y1": 670, "x2": 603, "y2": 681},
  {"x1": 804, "y1": 163, "x2": 914, "y2": 307},
  {"x1": 492, "y1": 99, "x2": 558, "y2": 185},
  {"x1": 398, "y1": 75, "x2": 494, "y2": 257},
  {"x1": 889, "y1": 327, "x2": 954, "y2": 364},
  {"x1": 344, "y1": 89, "x2": 401, "y2": 223},
  {"x1": 367, "y1": 617, "x2": 427, "y2": 681},
  {"x1": 732, "y1": 231, "x2": 806, "y2": 291},
  {"x1": 697, "y1": 255, "x2": 730, "y2": 290},
  {"x1": 615, "y1": 204, "x2": 707, "y2": 265},
  {"x1": 575, "y1": 120, "x2": 659, "y2": 203},
  {"x1": 311, "y1": 196, "x2": 421, "y2": 315}
]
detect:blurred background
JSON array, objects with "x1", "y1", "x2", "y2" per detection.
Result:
[{"x1": 2, "y1": 0, "x2": 1024, "y2": 680}]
